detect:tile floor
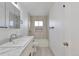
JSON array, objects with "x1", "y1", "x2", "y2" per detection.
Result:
[{"x1": 33, "y1": 47, "x2": 54, "y2": 56}]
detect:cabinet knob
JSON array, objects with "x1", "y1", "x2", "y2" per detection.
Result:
[{"x1": 63, "y1": 5, "x2": 66, "y2": 8}]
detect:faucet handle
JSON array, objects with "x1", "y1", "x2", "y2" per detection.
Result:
[{"x1": 11, "y1": 34, "x2": 17, "y2": 38}]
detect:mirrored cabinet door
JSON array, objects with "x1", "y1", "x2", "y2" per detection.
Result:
[
  {"x1": 10, "y1": 4, "x2": 20, "y2": 28},
  {"x1": 0, "y1": 2, "x2": 20, "y2": 29},
  {"x1": 0, "y1": 2, "x2": 6, "y2": 28},
  {"x1": 6, "y1": 2, "x2": 20, "y2": 29}
]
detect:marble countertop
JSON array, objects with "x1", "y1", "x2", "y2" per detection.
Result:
[{"x1": 0, "y1": 36, "x2": 34, "y2": 56}]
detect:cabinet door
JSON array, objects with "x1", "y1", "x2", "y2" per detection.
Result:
[
  {"x1": 0, "y1": 3, "x2": 6, "y2": 27},
  {"x1": 6, "y1": 2, "x2": 20, "y2": 28},
  {"x1": 0, "y1": 2, "x2": 20, "y2": 28},
  {"x1": 13, "y1": 6, "x2": 20, "y2": 28},
  {"x1": 63, "y1": 2, "x2": 71, "y2": 56},
  {"x1": 6, "y1": 2, "x2": 15, "y2": 28}
]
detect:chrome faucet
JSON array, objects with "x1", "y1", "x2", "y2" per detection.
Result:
[{"x1": 9, "y1": 34, "x2": 17, "y2": 42}]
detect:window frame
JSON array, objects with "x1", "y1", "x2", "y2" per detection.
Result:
[{"x1": 34, "y1": 21, "x2": 43, "y2": 27}]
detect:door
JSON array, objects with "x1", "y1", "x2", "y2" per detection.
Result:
[
  {"x1": 49, "y1": 2, "x2": 71, "y2": 56},
  {"x1": 63, "y1": 2, "x2": 79, "y2": 56},
  {"x1": 0, "y1": 2, "x2": 6, "y2": 27},
  {"x1": 66, "y1": 2, "x2": 79, "y2": 56}
]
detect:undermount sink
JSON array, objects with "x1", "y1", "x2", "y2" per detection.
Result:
[
  {"x1": 0, "y1": 36, "x2": 33, "y2": 47},
  {"x1": 0, "y1": 36, "x2": 34, "y2": 55}
]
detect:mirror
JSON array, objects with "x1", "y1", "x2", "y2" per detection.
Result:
[
  {"x1": 0, "y1": 2, "x2": 7, "y2": 28},
  {"x1": 8, "y1": 2, "x2": 20, "y2": 28},
  {"x1": 9, "y1": 12, "x2": 20, "y2": 28},
  {"x1": 0, "y1": 2, "x2": 20, "y2": 28}
]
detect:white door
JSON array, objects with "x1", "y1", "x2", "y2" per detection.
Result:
[
  {"x1": 49, "y1": 2, "x2": 71, "y2": 56},
  {"x1": 66, "y1": 2, "x2": 79, "y2": 56},
  {"x1": 63, "y1": 2, "x2": 79, "y2": 56},
  {"x1": 57, "y1": 2, "x2": 71, "y2": 56},
  {"x1": 63, "y1": 3, "x2": 72, "y2": 56},
  {"x1": 59, "y1": 2, "x2": 79, "y2": 56},
  {"x1": 49, "y1": 2, "x2": 79, "y2": 56},
  {"x1": 49, "y1": 2, "x2": 65, "y2": 56}
]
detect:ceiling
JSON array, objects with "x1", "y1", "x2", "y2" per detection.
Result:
[{"x1": 18, "y1": 2, "x2": 53, "y2": 16}]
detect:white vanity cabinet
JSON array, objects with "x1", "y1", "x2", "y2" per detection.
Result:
[
  {"x1": 20, "y1": 39, "x2": 34, "y2": 56},
  {"x1": 0, "y1": 3, "x2": 6, "y2": 27}
]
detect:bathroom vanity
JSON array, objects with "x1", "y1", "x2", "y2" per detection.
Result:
[
  {"x1": 0, "y1": 36, "x2": 34, "y2": 56},
  {"x1": 0, "y1": 2, "x2": 34, "y2": 56}
]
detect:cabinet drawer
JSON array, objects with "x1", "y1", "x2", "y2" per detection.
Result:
[{"x1": 21, "y1": 40, "x2": 34, "y2": 56}]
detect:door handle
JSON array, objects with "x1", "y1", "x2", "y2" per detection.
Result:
[{"x1": 63, "y1": 42, "x2": 69, "y2": 47}]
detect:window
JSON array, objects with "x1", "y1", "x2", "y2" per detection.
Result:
[
  {"x1": 35, "y1": 21, "x2": 39, "y2": 26},
  {"x1": 35, "y1": 21, "x2": 43, "y2": 27},
  {"x1": 39, "y1": 21, "x2": 43, "y2": 26}
]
